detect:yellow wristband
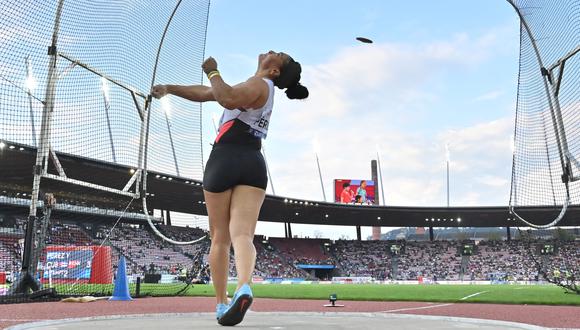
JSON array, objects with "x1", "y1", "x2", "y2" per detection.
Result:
[{"x1": 207, "y1": 70, "x2": 220, "y2": 80}]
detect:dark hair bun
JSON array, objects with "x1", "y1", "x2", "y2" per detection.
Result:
[{"x1": 285, "y1": 82, "x2": 309, "y2": 100}]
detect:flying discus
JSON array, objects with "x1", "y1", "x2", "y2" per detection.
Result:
[{"x1": 356, "y1": 37, "x2": 373, "y2": 43}]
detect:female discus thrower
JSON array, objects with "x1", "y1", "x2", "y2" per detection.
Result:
[{"x1": 151, "y1": 51, "x2": 308, "y2": 326}]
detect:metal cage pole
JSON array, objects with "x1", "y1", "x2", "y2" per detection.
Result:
[{"x1": 17, "y1": 0, "x2": 66, "y2": 295}]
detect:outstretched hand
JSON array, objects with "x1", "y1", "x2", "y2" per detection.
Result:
[
  {"x1": 202, "y1": 57, "x2": 218, "y2": 74},
  {"x1": 151, "y1": 85, "x2": 168, "y2": 99}
]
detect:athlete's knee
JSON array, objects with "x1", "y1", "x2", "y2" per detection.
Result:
[
  {"x1": 230, "y1": 229, "x2": 252, "y2": 241},
  {"x1": 210, "y1": 231, "x2": 231, "y2": 247}
]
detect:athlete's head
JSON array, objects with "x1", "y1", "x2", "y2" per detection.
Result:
[
  {"x1": 258, "y1": 50, "x2": 309, "y2": 100},
  {"x1": 360, "y1": 180, "x2": 367, "y2": 188}
]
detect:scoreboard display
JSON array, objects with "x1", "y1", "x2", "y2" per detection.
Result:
[
  {"x1": 42, "y1": 246, "x2": 113, "y2": 284},
  {"x1": 44, "y1": 250, "x2": 93, "y2": 279}
]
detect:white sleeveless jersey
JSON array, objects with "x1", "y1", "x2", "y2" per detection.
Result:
[{"x1": 218, "y1": 78, "x2": 274, "y2": 139}]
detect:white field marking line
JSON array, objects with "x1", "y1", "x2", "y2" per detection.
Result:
[
  {"x1": 380, "y1": 303, "x2": 454, "y2": 313},
  {"x1": 0, "y1": 319, "x2": 47, "y2": 322},
  {"x1": 460, "y1": 291, "x2": 489, "y2": 300}
]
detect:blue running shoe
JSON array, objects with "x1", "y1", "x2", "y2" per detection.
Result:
[
  {"x1": 218, "y1": 284, "x2": 253, "y2": 326},
  {"x1": 216, "y1": 303, "x2": 228, "y2": 320}
]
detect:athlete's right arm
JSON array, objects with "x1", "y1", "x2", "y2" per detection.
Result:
[{"x1": 151, "y1": 84, "x2": 215, "y2": 102}]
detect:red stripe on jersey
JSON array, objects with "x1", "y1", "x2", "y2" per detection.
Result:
[{"x1": 215, "y1": 120, "x2": 235, "y2": 143}]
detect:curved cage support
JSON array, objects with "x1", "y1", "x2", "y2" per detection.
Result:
[{"x1": 507, "y1": 0, "x2": 580, "y2": 228}]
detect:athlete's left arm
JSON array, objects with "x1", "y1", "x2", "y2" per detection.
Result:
[
  {"x1": 202, "y1": 56, "x2": 267, "y2": 110},
  {"x1": 209, "y1": 76, "x2": 267, "y2": 110}
]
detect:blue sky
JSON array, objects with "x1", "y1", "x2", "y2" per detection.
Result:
[{"x1": 199, "y1": 1, "x2": 521, "y2": 239}]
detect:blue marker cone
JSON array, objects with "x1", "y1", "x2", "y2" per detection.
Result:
[{"x1": 109, "y1": 256, "x2": 133, "y2": 301}]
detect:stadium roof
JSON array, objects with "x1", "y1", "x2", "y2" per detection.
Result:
[{"x1": 1, "y1": 141, "x2": 579, "y2": 228}]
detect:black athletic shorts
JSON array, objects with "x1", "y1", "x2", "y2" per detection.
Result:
[{"x1": 203, "y1": 143, "x2": 268, "y2": 193}]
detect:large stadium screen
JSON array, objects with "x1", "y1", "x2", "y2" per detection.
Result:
[{"x1": 334, "y1": 179, "x2": 376, "y2": 204}]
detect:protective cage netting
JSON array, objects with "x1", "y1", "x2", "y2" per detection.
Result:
[
  {"x1": 509, "y1": 0, "x2": 580, "y2": 212},
  {"x1": 0, "y1": 0, "x2": 211, "y2": 301}
]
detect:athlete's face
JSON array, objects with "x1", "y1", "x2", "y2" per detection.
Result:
[{"x1": 258, "y1": 50, "x2": 289, "y2": 72}]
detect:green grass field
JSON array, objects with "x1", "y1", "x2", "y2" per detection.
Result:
[
  {"x1": 10, "y1": 284, "x2": 580, "y2": 306},
  {"x1": 43, "y1": 283, "x2": 580, "y2": 306},
  {"x1": 193, "y1": 284, "x2": 580, "y2": 306}
]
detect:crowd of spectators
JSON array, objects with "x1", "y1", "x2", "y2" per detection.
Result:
[
  {"x1": 0, "y1": 217, "x2": 578, "y2": 282},
  {"x1": 397, "y1": 240, "x2": 462, "y2": 281},
  {"x1": 467, "y1": 240, "x2": 539, "y2": 281},
  {"x1": 254, "y1": 237, "x2": 309, "y2": 278},
  {"x1": 333, "y1": 240, "x2": 393, "y2": 279}
]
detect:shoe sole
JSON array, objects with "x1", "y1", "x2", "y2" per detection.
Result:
[{"x1": 218, "y1": 294, "x2": 253, "y2": 326}]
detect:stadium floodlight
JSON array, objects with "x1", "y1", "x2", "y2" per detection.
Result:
[
  {"x1": 0, "y1": 142, "x2": 5, "y2": 149},
  {"x1": 24, "y1": 62, "x2": 37, "y2": 92},
  {"x1": 9, "y1": 145, "x2": 15, "y2": 149},
  {"x1": 295, "y1": 212, "x2": 299, "y2": 216},
  {"x1": 284, "y1": 199, "x2": 288, "y2": 203},
  {"x1": 457, "y1": 218, "x2": 462, "y2": 222},
  {"x1": 19, "y1": 147, "x2": 24, "y2": 151},
  {"x1": 377, "y1": 216, "x2": 381, "y2": 220},
  {"x1": 155, "y1": 174, "x2": 160, "y2": 178},
  {"x1": 101, "y1": 77, "x2": 110, "y2": 102},
  {"x1": 312, "y1": 137, "x2": 320, "y2": 155},
  {"x1": 325, "y1": 214, "x2": 329, "y2": 218},
  {"x1": 129, "y1": 168, "x2": 135, "y2": 174},
  {"x1": 510, "y1": 134, "x2": 515, "y2": 155},
  {"x1": 160, "y1": 97, "x2": 171, "y2": 117}
]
